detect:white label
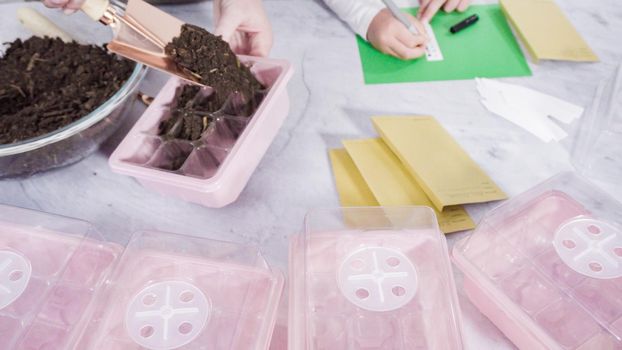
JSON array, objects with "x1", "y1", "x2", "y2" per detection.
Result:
[
  {"x1": 424, "y1": 22, "x2": 444, "y2": 62},
  {"x1": 0, "y1": 250, "x2": 32, "y2": 310},
  {"x1": 337, "y1": 247, "x2": 417, "y2": 312},
  {"x1": 126, "y1": 281, "x2": 210, "y2": 350}
]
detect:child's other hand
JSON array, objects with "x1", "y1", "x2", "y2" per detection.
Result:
[
  {"x1": 214, "y1": 0, "x2": 272, "y2": 57},
  {"x1": 367, "y1": 8, "x2": 428, "y2": 60},
  {"x1": 418, "y1": 0, "x2": 470, "y2": 23},
  {"x1": 42, "y1": 0, "x2": 84, "y2": 15}
]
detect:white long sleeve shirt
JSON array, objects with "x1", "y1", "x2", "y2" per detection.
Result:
[{"x1": 323, "y1": 0, "x2": 386, "y2": 39}]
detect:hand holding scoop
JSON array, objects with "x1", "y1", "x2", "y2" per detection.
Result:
[{"x1": 80, "y1": 0, "x2": 204, "y2": 86}]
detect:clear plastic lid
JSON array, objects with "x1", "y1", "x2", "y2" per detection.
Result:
[
  {"x1": 454, "y1": 172, "x2": 622, "y2": 349},
  {"x1": 0, "y1": 204, "x2": 122, "y2": 349},
  {"x1": 77, "y1": 230, "x2": 284, "y2": 350},
  {"x1": 289, "y1": 207, "x2": 464, "y2": 350},
  {"x1": 571, "y1": 63, "x2": 622, "y2": 185}
]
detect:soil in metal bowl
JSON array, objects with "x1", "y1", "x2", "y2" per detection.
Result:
[{"x1": 0, "y1": 36, "x2": 133, "y2": 145}]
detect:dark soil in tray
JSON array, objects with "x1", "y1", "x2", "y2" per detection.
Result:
[
  {"x1": 158, "y1": 85, "x2": 220, "y2": 141},
  {"x1": 165, "y1": 24, "x2": 265, "y2": 128},
  {"x1": 0, "y1": 36, "x2": 133, "y2": 145}
]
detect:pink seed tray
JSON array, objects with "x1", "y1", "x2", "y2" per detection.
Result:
[
  {"x1": 0, "y1": 205, "x2": 284, "y2": 350},
  {"x1": 75, "y1": 230, "x2": 284, "y2": 350},
  {"x1": 109, "y1": 56, "x2": 293, "y2": 208},
  {"x1": 289, "y1": 207, "x2": 464, "y2": 350},
  {"x1": 453, "y1": 172, "x2": 622, "y2": 349},
  {"x1": 0, "y1": 204, "x2": 122, "y2": 349}
]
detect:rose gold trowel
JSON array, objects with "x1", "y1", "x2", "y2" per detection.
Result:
[{"x1": 81, "y1": 0, "x2": 204, "y2": 85}]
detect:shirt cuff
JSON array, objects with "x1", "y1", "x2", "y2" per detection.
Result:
[{"x1": 351, "y1": 4, "x2": 385, "y2": 39}]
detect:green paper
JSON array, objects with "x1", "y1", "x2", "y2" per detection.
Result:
[{"x1": 357, "y1": 4, "x2": 532, "y2": 84}]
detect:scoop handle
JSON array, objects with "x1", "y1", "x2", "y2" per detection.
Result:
[
  {"x1": 16, "y1": 7, "x2": 74, "y2": 42},
  {"x1": 81, "y1": 0, "x2": 110, "y2": 21}
]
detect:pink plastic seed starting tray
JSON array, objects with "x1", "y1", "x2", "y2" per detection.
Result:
[
  {"x1": 0, "y1": 204, "x2": 122, "y2": 349},
  {"x1": 109, "y1": 56, "x2": 293, "y2": 208},
  {"x1": 453, "y1": 172, "x2": 622, "y2": 349},
  {"x1": 76, "y1": 230, "x2": 284, "y2": 350},
  {"x1": 0, "y1": 204, "x2": 284, "y2": 350},
  {"x1": 289, "y1": 207, "x2": 464, "y2": 350}
]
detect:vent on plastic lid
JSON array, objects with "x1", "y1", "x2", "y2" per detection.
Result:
[
  {"x1": 0, "y1": 250, "x2": 32, "y2": 310},
  {"x1": 337, "y1": 247, "x2": 417, "y2": 312},
  {"x1": 125, "y1": 281, "x2": 210, "y2": 350},
  {"x1": 553, "y1": 218, "x2": 622, "y2": 279}
]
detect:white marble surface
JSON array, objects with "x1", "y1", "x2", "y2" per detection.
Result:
[{"x1": 1, "y1": 0, "x2": 622, "y2": 348}]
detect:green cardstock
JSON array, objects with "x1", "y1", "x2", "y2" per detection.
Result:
[{"x1": 356, "y1": 4, "x2": 532, "y2": 84}]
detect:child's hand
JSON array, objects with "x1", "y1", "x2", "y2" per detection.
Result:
[
  {"x1": 418, "y1": 0, "x2": 470, "y2": 23},
  {"x1": 367, "y1": 8, "x2": 428, "y2": 60},
  {"x1": 42, "y1": 0, "x2": 84, "y2": 15},
  {"x1": 214, "y1": 0, "x2": 272, "y2": 57}
]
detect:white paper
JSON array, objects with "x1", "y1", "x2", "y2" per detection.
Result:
[
  {"x1": 477, "y1": 78, "x2": 583, "y2": 142},
  {"x1": 423, "y1": 22, "x2": 443, "y2": 62},
  {"x1": 479, "y1": 85, "x2": 558, "y2": 142},
  {"x1": 479, "y1": 79, "x2": 583, "y2": 124}
]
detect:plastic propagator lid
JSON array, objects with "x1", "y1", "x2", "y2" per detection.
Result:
[
  {"x1": 453, "y1": 172, "x2": 622, "y2": 349},
  {"x1": 0, "y1": 250, "x2": 32, "y2": 310},
  {"x1": 337, "y1": 246, "x2": 418, "y2": 312},
  {"x1": 289, "y1": 207, "x2": 464, "y2": 350},
  {"x1": 126, "y1": 281, "x2": 210, "y2": 350},
  {"x1": 553, "y1": 218, "x2": 622, "y2": 279},
  {"x1": 0, "y1": 204, "x2": 121, "y2": 350},
  {"x1": 572, "y1": 63, "x2": 622, "y2": 186},
  {"x1": 79, "y1": 230, "x2": 284, "y2": 350}
]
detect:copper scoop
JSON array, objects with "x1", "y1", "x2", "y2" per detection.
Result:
[{"x1": 82, "y1": 0, "x2": 203, "y2": 85}]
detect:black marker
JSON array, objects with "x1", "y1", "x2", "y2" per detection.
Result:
[{"x1": 450, "y1": 14, "x2": 479, "y2": 34}]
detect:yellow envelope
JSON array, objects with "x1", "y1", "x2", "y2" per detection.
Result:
[
  {"x1": 329, "y1": 149, "x2": 394, "y2": 228},
  {"x1": 342, "y1": 138, "x2": 475, "y2": 234},
  {"x1": 373, "y1": 116, "x2": 507, "y2": 211},
  {"x1": 328, "y1": 149, "x2": 378, "y2": 207},
  {"x1": 500, "y1": 0, "x2": 598, "y2": 62}
]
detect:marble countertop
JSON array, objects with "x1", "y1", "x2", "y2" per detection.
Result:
[{"x1": 1, "y1": 0, "x2": 621, "y2": 348}]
